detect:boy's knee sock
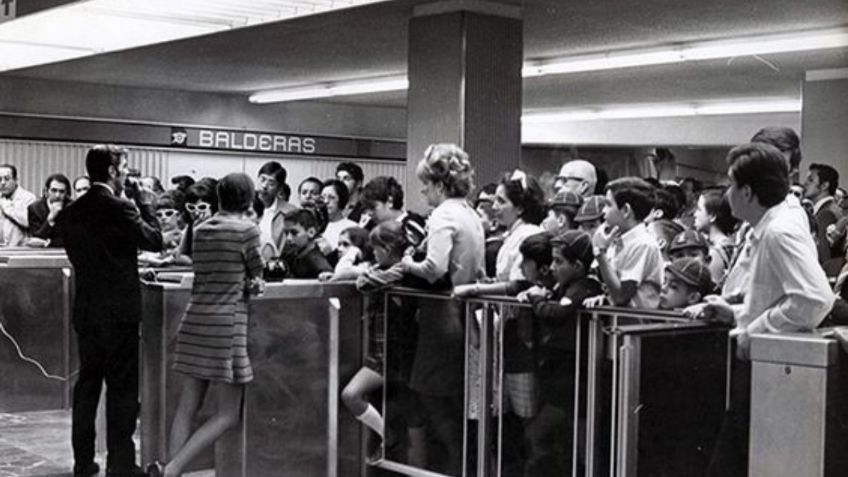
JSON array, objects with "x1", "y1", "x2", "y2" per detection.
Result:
[{"x1": 355, "y1": 404, "x2": 384, "y2": 438}]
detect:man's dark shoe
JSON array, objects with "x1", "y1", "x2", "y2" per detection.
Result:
[
  {"x1": 106, "y1": 464, "x2": 147, "y2": 477},
  {"x1": 73, "y1": 462, "x2": 100, "y2": 477}
]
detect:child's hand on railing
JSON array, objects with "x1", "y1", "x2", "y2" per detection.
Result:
[
  {"x1": 246, "y1": 276, "x2": 266, "y2": 296},
  {"x1": 682, "y1": 295, "x2": 734, "y2": 324},
  {"x1": 317, "y1": 271, "x2": 334, "y2": 282},
  {"x1": 519, "y1": 285, "x2": 550, "y2": 303},
  {"x1": 583, "y1": 294, "x2": 608, "y2": 308},
  {"x1": 452, "y1": 283, "x2": 480, "y2": 299}
]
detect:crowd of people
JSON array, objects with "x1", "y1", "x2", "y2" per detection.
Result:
[{"x1": 2, "y1": 125, "x2": 846, "y2": 477}]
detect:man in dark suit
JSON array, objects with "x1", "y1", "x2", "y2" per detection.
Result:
[
  {"x1": 57, "y1": 145, "x2": 163, "y2": 477},
  {"x1": 804, "y1": 162, "x2": 842, "y2": 262},
  {"x1": 27, "y1": 173, "x2": 72, "y2": 247}
]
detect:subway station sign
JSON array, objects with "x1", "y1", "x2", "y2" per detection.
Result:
[
  {"x1": 0, "y1": 113, "x2": 405, "y2": 162},
  {"x1": 169, "y1": 126, "x2": 404, "y2": 160},
  {"x1": 1, "y1": 0, "x2": 16, "y2": 23}
]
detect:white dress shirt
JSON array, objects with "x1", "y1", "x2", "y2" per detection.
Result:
[
  {"x1": 610, "y1": 223, "x2": 664, "y2": 309},
  {"x1": 0, "y1": 186, "x2": 36, "y2": 246},
  {"x1": 740, "y1": 199, "x2": 835, "y2": 334},
  {"x1": 495, "y1": 219, "x2": 542, "y2": 282}
]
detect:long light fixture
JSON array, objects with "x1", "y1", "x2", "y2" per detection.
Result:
[
  {"x1": 250, "y1": 26, "x2": 848, "y2": 103},
  {"x1": 521, "y1": 98, "x2": 802, "y2": 123},
  {"x1": 0, "y1": 0, "x2": 389, "y2": 72},
  {"x1": 522, "y1": 27, "x2": 848, "y2": 77},
  {"x1": 249, "y1": 75, "x2": 408, "y2": 104}
]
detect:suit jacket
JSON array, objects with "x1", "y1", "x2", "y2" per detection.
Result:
[
  {"x1": 57, "y1": 184, "x2": 163, "y2": 326},
  {"x1": 27, "y1": 197, "x2": 70, "y2": 247},
  {"x1": 814, "y1": 197, "x2": 842, "y2": 262}
]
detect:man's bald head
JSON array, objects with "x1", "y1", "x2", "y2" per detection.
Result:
[{"x1": 556, "y1": 159, "x2": 597, "y2": 198}]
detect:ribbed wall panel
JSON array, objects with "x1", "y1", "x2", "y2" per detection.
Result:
[
  {"x1": 0, "y1": 140, "x2": 89, "y2": 195},
  {"x1": 0, "y1": 140, "x2": 404, "y2": 199}
]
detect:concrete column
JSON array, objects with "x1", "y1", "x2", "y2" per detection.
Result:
[
  {"x1": 801, "y1": 68, "x2": 848, "y2": 183},
  {"x1": 405, "y1": 1, "x2": 522, "y2": 211}
]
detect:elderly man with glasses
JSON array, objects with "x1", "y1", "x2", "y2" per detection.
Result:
[{"x1": 554, "y1": 159, "x2": 597, "y2": 198}]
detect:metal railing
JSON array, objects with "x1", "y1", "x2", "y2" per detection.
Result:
[{"x1": 367, "y1": 289, "x2": 731, "y2": 477}]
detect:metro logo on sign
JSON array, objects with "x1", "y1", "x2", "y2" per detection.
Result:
[{"x1": 0, "y1": 0, "x2": 15, "y2": 23}]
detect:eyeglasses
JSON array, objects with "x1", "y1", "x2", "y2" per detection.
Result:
[
  {"x1": 155, "y1": 209, "x2": 178, "y2": 219},
  {"x1": 185, "y1": 202, "x2": 211, "y2": 213},
  {"x1": 338, "y1": 240, "x2": 352, "y2": 247}
]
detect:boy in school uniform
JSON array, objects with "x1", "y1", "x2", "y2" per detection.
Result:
[
  {"x1": 281, "y1": 208, "x2": 333, "y2": 278},
  {"x1": 659, "y1": 257, "x2": 715, "y2": 310},
  {"x1": 587, "y1": 177, "x2": 664, "y2": 309},
  {"x1": 520, "y1": 230, "x2": 603, "y2": 475},
  {"x1": 542, "y1": 190, "x2": 583, "y2": 236},
  {"x1": 667, "y1": 229, "x2": 711, "y2": 263}
]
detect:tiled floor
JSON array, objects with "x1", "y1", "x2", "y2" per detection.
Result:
[{"x1": 0, "y1": 411, "x2": 212, "y2": 477}]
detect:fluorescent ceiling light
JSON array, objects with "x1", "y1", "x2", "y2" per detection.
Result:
[
  {"x1": 249, "y1": 75, "x2": 408, "y2": 103},
  {"x1": 521, "y1": 98, "x2": 802, "y2": 123},
  {"x1": 524, "y1": 27, "x2": 848, "y2": 77},
  {"x1": 0, "y1": 0, "x2": 388, "y2": 72},
  {"x1": 251, "y1": 26, "x2": 848, "y2": 102}
]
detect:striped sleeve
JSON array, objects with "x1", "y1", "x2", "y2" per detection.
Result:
[
  {"x1": 242, "y1": 225, "x2": 264, "y2": 277},
  {"x1": 356, "y1": 264, "x2": 405, "y2": 293}
]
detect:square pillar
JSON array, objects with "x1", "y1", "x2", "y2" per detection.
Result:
[{"x1": 406, "y1": 1, "x2": 522, "y2": 211}]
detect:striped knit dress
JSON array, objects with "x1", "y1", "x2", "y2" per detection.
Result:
[{"x1": 173, "y1": 215, "x2": 264, "y2": 384}]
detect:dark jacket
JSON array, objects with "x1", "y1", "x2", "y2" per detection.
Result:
[
  {"x1": 57, "y1": 184, "x2": 162, "y2": 326},
  {"x1": 28, "y1": 197, "x2": 70, "y2": 247},
  {"x1": 282, "y1": 242, "x2": 332, "y2": 279}
]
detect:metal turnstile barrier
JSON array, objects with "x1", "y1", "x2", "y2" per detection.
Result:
[
  {"x1": 749, "y1": 332, "x2": 848, "y2": 477},
  {"x1": 581, "y1": 308, "x2": 730, "y2": 477}
]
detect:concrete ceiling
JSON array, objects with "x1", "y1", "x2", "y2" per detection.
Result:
[{"x1": 5, "y1": 0, "x2": 848, "y2": 111}]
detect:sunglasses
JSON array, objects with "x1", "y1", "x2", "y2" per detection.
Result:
[
  {"x1": 185, "y1": 202, "x2": 211, "y2": 213},
  {"x1": 155, "y1": 209, "x2": 178, "y2": 219}
]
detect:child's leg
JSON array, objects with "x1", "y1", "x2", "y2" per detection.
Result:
[
  {"x1": 167, "y1": 376, "x2": 209, "y2": 460},
  {"x1": 164, "y1": 382, "x2": 244, "y2": 477},
  {"x1": 341, "y1": 367, "x2": 384, "y2": 436}
]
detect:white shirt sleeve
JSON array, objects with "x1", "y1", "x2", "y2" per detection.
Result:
[{"x1": 746, "y1": 230, "x2": 835, "y2": 334}]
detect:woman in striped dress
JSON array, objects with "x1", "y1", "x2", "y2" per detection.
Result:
[{"x1": 151, "y1": 173, "x2": 264, "y2": 477}]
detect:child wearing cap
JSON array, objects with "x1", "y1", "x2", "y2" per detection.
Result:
[
  {"x1": 659, "y1": 257, "x2": 715, "y2": 310},
  {"x1": 453, "y1": 232, "x2": 553, "y2": 463},
  {"x1": 588, "y1": 178, "x2": 664, "y2": 309},
  {"x1": 520, "y1": 230, "x2": 603, "y2": 474},
  {"x1": 542, "y1": 190, "x2": 583, "y2": 236},
  {"x1": 667, "y1": 229, "x2": 710, "y2": 263},
  {"x1": 573, "y1": 195, "x2": 605, "y2": 237}
]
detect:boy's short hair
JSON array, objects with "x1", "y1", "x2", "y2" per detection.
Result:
[
  {"x1": 605, "y1": 177, "x2": 655, "y2": 221},
  {"x1": 574, "y1": 195, "x2": 605, "y2": 223},
  {"x1": 284, "y1": 208, "x2": 319, "y2": 231},
  {"x1": 727, "y1": 143, "x2": 789, "y2": 208},
  {"x1": 667, "y1": 229, "x2": 709, "y2": 254},
  {"x1": 652, "y1": 187, "x2": 681, "y2": 219},
  {"x1": 552, "y1": 229, "x2": 594, "y2": 271},
  {"x1": 362, "y1": 176, "x2": 404, "y2": 210},
  {"x1": 751, "y1": 126, "x2": 801, "y2": 172},
  {"x1": 519, "y1": 232, "x2": 553, "y2": 268},
  {"x1": 218, "y1": 173, "x2": 256, "y2": 213},
  {"x1": 665, "y1": 257, "x2": 714, "y2": 296},
  {"x1": 336, "y1": 161, "x2": 364, "y2": 184},
  {"x1": 370, "y1": 221, "x2": 409, "y2": 256}
]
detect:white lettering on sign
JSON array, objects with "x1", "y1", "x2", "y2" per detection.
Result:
[
  {"x1": 194, "y1": 129, "x2": 317, "y2": 154},
  {"x1": 1, "y1": 0, "x2": 16, "y2": 24}
]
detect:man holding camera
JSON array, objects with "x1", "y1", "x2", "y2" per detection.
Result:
[{"x1": 58, "y1": 145, "x2": 163, "y2": 477}]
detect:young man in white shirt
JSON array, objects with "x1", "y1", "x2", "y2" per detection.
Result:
[{"x1": 686, "y1": 142, "x2": 835, "y2": 477}]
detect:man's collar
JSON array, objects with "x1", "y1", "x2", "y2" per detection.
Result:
[
  {"x1": 750, "y1": 199, "x2": 788, "y2": 241},
  {"x1": 92, "y1": 182, "x2": 115, "y2": 195},
  {"x1": 813, "y1": 195, "x2": 834, "y2": 215}
]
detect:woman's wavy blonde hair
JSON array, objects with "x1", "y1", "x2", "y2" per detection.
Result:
[{"x1": 416, "y1": 143, "x2": 475, "y2": 198}]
